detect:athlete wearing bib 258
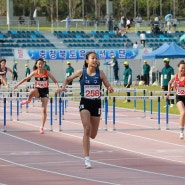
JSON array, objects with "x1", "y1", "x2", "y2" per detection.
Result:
[
  {"x1": 60, "y1": 51, "x2": 113, "y2": 169},
  {"x1": 79, "y1": 67, "x2": 102, "y2": 117}
]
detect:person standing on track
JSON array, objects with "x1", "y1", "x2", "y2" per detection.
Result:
[
  {"x1": 161, "y1": 58, "x2": 175, "y2": 108},
  {"x1": 61, "y1": 51, "x2": 114, "y2": 169},
  {"x1": 167, "y1": 60, "x2": 185, "y2": 140},
  {"x1": 143, "y1": 60, "x2": 150, "y2": 86},
  {"x1": 110, "y1": 55, "x2": 119, "y2": 82},
  {"x1": 25, "y1": 64, "x2": 31, "y2": 82},
  {"x1": 12, "y1": 61, "x2": 18, "y2": 81},
  {"x1": 14, "y1": 58, "x2": 61, "y2": 134},
  {"x1": 123, "y1": 61, "x2": 132, "y2": 103},
  {"x1": 65, "y1": 61, "x2": 74, "y2": 85},
  {"x1": 0, "y1": 59, "x2": 14, "y2": 88},
  {"x1": 43, "y1": 60, "x2": 50, "y2": 71}
]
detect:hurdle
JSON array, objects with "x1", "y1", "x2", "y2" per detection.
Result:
[
  {"x1": 1, "y1": 94, "x2": 170, "y2": 132},
  {"x1": 149, "y1": 90, "x2": 176, "y2": 129},
  {"x1": 106, "y1": 95, "x2": 162, "y2": 131}
]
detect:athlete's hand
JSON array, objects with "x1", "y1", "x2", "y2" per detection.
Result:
[
  {"x1": 107, "y1": 86, "x2": 114, "y2": 93},
  {"x1": 56, "y1": 88, "x2": 63, "y2": 93}
]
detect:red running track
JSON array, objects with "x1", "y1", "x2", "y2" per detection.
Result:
[{"x1": 0, "y1": 100, "x2": 185, "y2": 185}]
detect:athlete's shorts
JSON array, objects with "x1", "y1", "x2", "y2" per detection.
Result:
[
  {"x1": 36, "y1": 87, "x2": 49, "y2": 98},
  {"x1": 79, "y1": 97, "x2": 101, "y2": 117},
  {"x1": 176, "y1": 95, "x2": 185, "y2": 106}
]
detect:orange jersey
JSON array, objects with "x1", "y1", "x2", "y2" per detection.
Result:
[{"x1": 34, "y1": 69, "x2": 49, "y2": 88}]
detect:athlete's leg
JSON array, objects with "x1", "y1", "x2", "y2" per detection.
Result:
[
  {"x1": 176, "y1": 101, "x2": 185, "y2": 139},
  {"x1": 90, "y1": 116, "x2": 100, "y2": 139},
  {"x1": 21, "y1": 88, "x2": 40, "y2": 105},
  {"x1": 40, "y1": 97, "x2": 49, "y2": 129},
  {"x1": 80, "y1": 109, "x2": 91, "y2": 157}
]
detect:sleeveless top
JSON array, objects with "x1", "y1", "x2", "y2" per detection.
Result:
[
  {"x1": 0, "y1": 67, "x2": 8, "y2": 77},
  {"x1": 34, "y1": 69, "x2": 49, "y2": 88},
  {"x1": 79, "y1": 67, "x2": 102, "y2": 99},
  {"x1": 174, "y1": 74, "x2": 185, "y2": 95}
]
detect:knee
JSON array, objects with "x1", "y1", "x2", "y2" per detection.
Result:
[
  {"x1": 84, "y1": 124, "x2": 91, "y2": 136},
  {"x1": 90, "y1": 133, "x2": 97, "y2": 139},
  {"x1": 180, "y1": 111, "x2": 185, "y2": 118}
]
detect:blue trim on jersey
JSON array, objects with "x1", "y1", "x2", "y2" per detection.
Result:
[{"x1": 79, "y1": 67, "x2": 102, "y2": 96}]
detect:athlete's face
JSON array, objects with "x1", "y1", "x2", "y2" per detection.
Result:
[
  {"x1": 0, "y1": 61, "x2": 6, "y2": 68},
  {"x1": 86, "y1": 53, "x2": 98, "y2": 67},
  {"x1": 36, "y1": 60, "x2": 44, "y2": 69},
  {"x1": 178, "y1": 64, "x2": 185, "y2": 75}
]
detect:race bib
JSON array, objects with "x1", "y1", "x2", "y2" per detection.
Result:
[
  {"x1": 164, "y1": 74, "x2": 167, "y2": 79},
  {"x1": 35, "y1": 81, "x2": 48, "y2": 88},
  {"x1": 176, "y1": 87, "x2": 185, "y2": 95},
  {"x1": 84, "y1": 85, "x2": 100, "y2": 99}
]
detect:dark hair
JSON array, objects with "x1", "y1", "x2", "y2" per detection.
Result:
[
  {"x1": 83, "y1": 51, "x2": 97, "y2": 68},
  {"x1": 0, "y1": 59, "x2": 6, "y2": 63},
  {"x1": 33, "y1": 58, "x2": 44, "y2": 70},
  {"x1": 177, "y1": 60, "x2": 185, "y2": 67}
]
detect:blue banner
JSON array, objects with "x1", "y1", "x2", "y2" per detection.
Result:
[{"x1": 15, "y1": 48, "x2": 139, "y2": 60}]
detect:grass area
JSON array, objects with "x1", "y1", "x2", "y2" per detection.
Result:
[{"x1": 108, "y1": 85, "x2": 179, "y2": 115}]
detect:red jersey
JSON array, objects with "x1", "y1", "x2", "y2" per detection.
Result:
[
  {"x1": 34, "y1": 69, "x2": 49, "y2": 88},
  {"x1": 174, "y1": 74, "x2": 185, "y2": 95}
]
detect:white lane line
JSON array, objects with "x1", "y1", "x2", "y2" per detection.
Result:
[
  {"x1": 1, "y1": 132, "x2": 185, "y2": 180},
  {"x1": 0, "y1": 157, "x2": 121, "y2": 185}
]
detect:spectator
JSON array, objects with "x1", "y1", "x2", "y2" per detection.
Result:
[
  {"x1": 133, "y1": 41, "x2": 138, "y2": 49},
  {"x1": 136, "y1": 14, "x2": 142, "y2": 24},
  {"x1": 107, "y1": 16, "x2": 113, "y2": 31},
  {"x1": 18, "y1": 16, "x2": 25, "y2": 24},
  {"x1": 140, "y1": 31, "x2": 146, "y2": 47},
  {"x1": 13, "y1": 61, "x2": 18, "y2": 81},
  {"x1": 172, "y1": 16, "x2": 178, "y2": 32},
  {"x1": 25, "y1": 64, "x2": 31, "y2": 82},
  {"x1": 43, "y1": 60, "x2": 50, "y2": 71},
  {"x1": 113, "y1": 24, "x2": 119, "y2": 35},
  {"x1": 66, "y1": 61, "x2": 74, "y2": 86},
  {"x1": 126, "y1": 17, "x2": 131, "y2": 33},
  {"x1": 123, "y1": 61, "x2": 132, "y2": 103},
  {"x1": 124, "y1": 40, "x2": 129, "y2": 48},
  {"x1": 161, "y1": 58, "x2": 175, "y2": 108},
  {"x1": 66, "y1": 16, "x2": 71, "y2": 30},
  {"x1": 154, "y1": 15, "x2": 159, "y2": 25},
  {"x1": 110, "y1": 56, "x2": 119, "y2": 82},
  {"x1": 167, "y1": 18, "x2": 172, "y2": 31},
  {"x1": 143, "y1": 61, "x2": 150, "y2": 86},
  {"x1": 120, "y1": 15, "x2": 126, "y2": 35}
]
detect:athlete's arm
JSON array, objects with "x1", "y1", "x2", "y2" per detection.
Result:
[
  {"x1": 48, "y1": 71, "x2": 61, "y2": 93},
  {"x1": 167, "y1": 76, "x2": 175, "y2": 98},
  {"x1": 14, "y1": 71, "x2": 35, "y2": 89},
  {"x1": 100, "y1": 71, "x2": 114, "y2": 93}
]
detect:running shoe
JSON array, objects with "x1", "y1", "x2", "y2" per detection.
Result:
[
  {"x1": 21, "y1": 100, "x2": 31, "y2": 105},
  {"x1": 40, "y1": 127, "x2": 44, "y2": 134},
  {"x1": 85, "y1": 159, "x2": 92, "y2": 169},
  {"x1": 180, "y1": 132, "x2": 184, "y2": 140},
  {"x1": 170, "y1": 104, "x2": 174, "y2": 108},
  {"x1": 123, "y1": 100, "x2": 128, "y2": 103}
]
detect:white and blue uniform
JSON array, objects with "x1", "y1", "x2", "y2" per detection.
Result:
[{"x1": 79, "y1": 67, "x2": 102, "y2": 117}]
